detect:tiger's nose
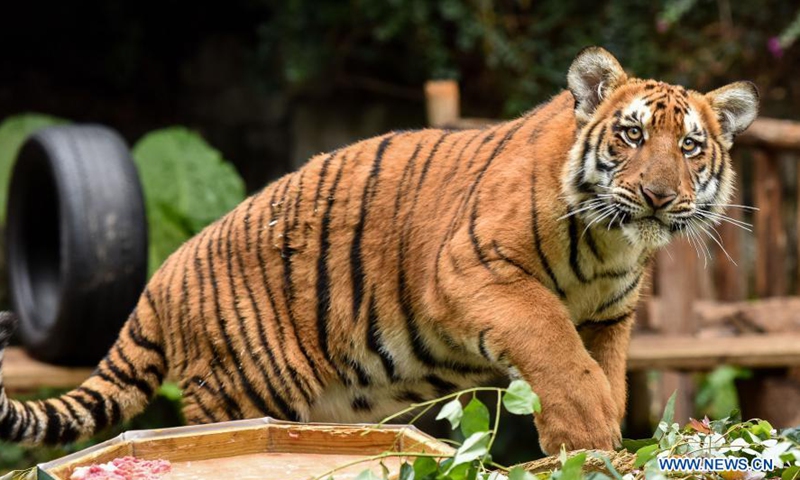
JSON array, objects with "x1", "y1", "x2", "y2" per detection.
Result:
[{"x1": 641, "y1": 185, "x2": 677, "y2": 210}]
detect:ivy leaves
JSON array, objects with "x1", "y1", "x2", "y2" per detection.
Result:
[
  {"x1": 352, "y1": 381, "x2": 543, "y2": 480},
  {"x1": 502, "y1": 381, "x2": 541, "y2": 416}
]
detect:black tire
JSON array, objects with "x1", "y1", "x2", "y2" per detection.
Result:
[{"x1": 6, "y1": 125, "x2": 148, "y2": 365}]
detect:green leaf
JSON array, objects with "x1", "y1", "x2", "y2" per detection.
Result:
[
  {"x1": 507, "y1": 466, "x2": 537, "y2": 480},
  {"x1": 588, "y1": 453, "x2": 623, "y2": 480},
  {"x1": 446, "y1": 462, "x2": 473, "y2": 480},
  {"x1": 654, "y1": 390, "x2": 677, "y2": 439},
  {"x1": 448, "y1": 432, "x2": 491, "y2": 473},
  {"x1": 750, "y1": 419, "x2": 774, "y2": 438},
  {"x1": 413, "y1": 457, "x2": 439, "y2": 480},
  {"x1": 782, "y1": 465, "x2": 800, "y2": 480},
  {"x1": 156, "y1": 382, "x2": 183, "y2": 401},
  {"x1": 584, "y1": 473, "x2": 612, "y2": 480},
  {"x1": 461, "y1": 397, "x2": 490, "y2": 437},
  {"x1": 437, "y1": 398, "x2": 464, "y2": 430},
  {"x1": 0, "y1": 114, "x2": 67, "y2": 223},
  {"x1": 620, "y1": 437, "x2": 657, "y2": 453},
  {"x1": 503, "y1": 380, "x2": 541, "y2": 415},
  {"x1": 782, "y1": 426, "x2": 800, "y2": 444},
  {"x1": 132, "y1": 127, "x2": 246, "y2": 275},
  {"x1": 559, "y1": 452, "x2": 587, "y2": 480},
  {"x1": 399, "y1": 462, "x2": 415, "y2": 480},
  {"x1": 634, "y1": 444, "x2": 659, "y2": 468}
]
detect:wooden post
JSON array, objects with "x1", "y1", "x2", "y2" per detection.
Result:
[
  {"x1": 754, "y1": 150, "x2": 786, "y2": 297},
  {"x1": 713, "y1": 155, "x2": 746, "y2": 301},
  {"x1": 424, "y1": 80, "x2": 460, "y2": 128},
  {"x1": 657, "y1": 239, "x2": 698, "y2": 424}
]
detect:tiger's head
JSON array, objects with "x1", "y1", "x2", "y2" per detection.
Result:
[{"x1": 562, "y1": 47, "x2": 759, "y2": 248}]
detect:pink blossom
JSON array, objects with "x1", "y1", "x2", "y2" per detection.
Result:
[{"x1": 768, "y1": 36, "x2": 784, "y2": 59}]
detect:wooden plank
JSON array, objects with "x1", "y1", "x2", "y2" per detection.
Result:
[
  {"x1": 2, "y1": 347, "x2": 93, "y2": 392},
  {"x1": 628, "y1": 334, "x2": 800, "y2": 371},
  {"x1": 46, "y1": 422, "x2": 452, "y2": 480},
  {"x1": 712, "y1": 155, "x2": 746, "y2": 301},
  {"x1": 655, "y1": 239, "x2": 697, "y2": 423},
  {"x1": 738, "y1": 118, "x2": 800, "y2": 151},
  {"x1": 754, "y1": 150, "x2": 786, "y2": 297}
]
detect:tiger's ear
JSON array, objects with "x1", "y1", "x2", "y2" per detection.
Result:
[
  {"x1": 567, "y1": 47, "x2": 628, "y2": 127},
  {"x1": 705, "y1": 81, "x2": 759, "y2": 146}
]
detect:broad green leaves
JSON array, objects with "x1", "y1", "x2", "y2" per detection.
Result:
[
  {"x1": 461, "y1": 398, "x2": 490, "y2": 438},
  {"x1": 448, "y1": 432, "x2": 491, "y2": 473},
  {"x1": 0, "y1": 114, "x2": 67, "y2": 223},
  {"x1": 502, "y1": 380, "x2": 541, "y2": 415},
  {"x1": 132, "y1": 127, "x2": 245, "y2": 275},
  {"x1": 356, "y1": 381, "x2": 546, "y2": 480}
]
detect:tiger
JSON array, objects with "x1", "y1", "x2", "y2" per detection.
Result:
[{"x1": 0, "y1": 46, "x2": 758, "y2": 453}]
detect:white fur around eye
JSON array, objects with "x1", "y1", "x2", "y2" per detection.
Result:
[{"x1": 623, "y1": 97, "x2": 652, "y2": 128}]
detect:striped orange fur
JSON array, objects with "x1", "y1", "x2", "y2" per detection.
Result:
[{"x1": 0, "y1": 47, "x2": 758, "y2": 453}]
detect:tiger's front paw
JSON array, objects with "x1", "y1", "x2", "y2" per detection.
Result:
[{"x1": 534, "y1": 365, "x2": 622, "y2": 454}]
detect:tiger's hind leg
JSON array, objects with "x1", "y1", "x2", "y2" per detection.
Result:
[{"x1": 180, "y1": 376, "x2": 239, "y2": 425}]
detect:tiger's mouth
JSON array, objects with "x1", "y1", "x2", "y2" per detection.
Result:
[{"x1": 622, "y1": 216, "x2": 674, "y2": 247}]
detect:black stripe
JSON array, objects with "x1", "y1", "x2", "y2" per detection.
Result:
[
  {"x1": 467, "y1": 121, "x2": 527, "y2": 268},
  {"x1": 478, "y1": 328, "x2": 492, "y2": 360},
  {"x1": 584, "y1": 227, "x2": 604, "y2": 262},
  {"x1": 425, "y1": 375, "x2": 457, "y2": 397},
  {"x1": 75, "y1": 387, "x2": 109, "y2": 431},
  {"x1": 366, "y1": 294, "x2": 399, "y2": 381},
  {"x1": 577, "y1": 311, "x2": 634, "y2": 331},
  {"x1": 226, "y1": 223, "x2": 300, "y2": 419},
  {"x1": 531, "y1": 170, "x2": 566, "y2": 298},
  {"x1": 316, "y1": 151, "x2": 353, "y2": 385},
  {"x1": 594, "y1": 275, "x2": 642, "y2": 315},
  {"x1": 96, "y1": 364, "x2": 127, "y2": 390},
  {"x1": 42, "y1": 402, "x2": 62, "y2": 444},
  {"x1": 111, "y1": 346, "x2": 155, "y2": 397},
  {"x1": 352, "y1": 397, "x2": 372, "y2": 412},
  {"x1": 700, "y1": 144, "x2": 718, "y2": 192},
  {"x1": 128, "y1": 319, "x2": 167, "y2": 366},
  {"x1": 350, "y1": 134, "x2": 396, "y2": 322},
  {"x1": 396, "y1": 390, "x2": 426, "y2": 404},
  {"x1": 233, "y1": 240, "x2": 312, "y2": 405},
  {"x1": 277, "y1": 177, "x2": 298, "y2": 306},
  {"x1": 184, "y1": 376, "x2": 221, "y2": 423},
  {"x1": 209, "y1": 211, "x2": 276, "y2": 418},
  {"x1": 312, "y1": 152, "x2": 337, "y2": 212},
  {"x1": 192, "y1": 222, "x2": 244, "y2": 420},
  {"x1": 52, "y1": 399, "x2": 81, "y2": 443},
  {"x1": 568, "y1": 213, "x2": 589, "y2": 283},
  {"x1": 259, "y1": 179, "x2": 325, "y2": 389},
  {"x1": 242, "y1": 195, "x2": 257, "y2": 252},
  {"x1": 491, "y1": 240, "x2": 533, "y2": 276},
  {"x1": 347, "y1": 356, "x2": 372, "y2": 387},
  {"x1": 574, "y1": 121, "x2": 601, "y2": 194},
  {"x1": 392, "y1": 139, "x2": 425, "y2": 220}
]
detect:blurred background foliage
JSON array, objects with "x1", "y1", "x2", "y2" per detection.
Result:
[{"x1": 1, "y1": 0, "x2": 800, "y2": 473}]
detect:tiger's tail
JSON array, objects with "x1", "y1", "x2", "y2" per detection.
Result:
[{"x1": 0, "y1": 297, "x2": 167, "y2": 445}]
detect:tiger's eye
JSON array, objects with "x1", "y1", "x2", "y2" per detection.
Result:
[
  {"x1": 624, "y1": 126, "x2": 643, "y2": 145},
  {"x1": 681, "y1": 137, "x2": 700, "y2": 155}
]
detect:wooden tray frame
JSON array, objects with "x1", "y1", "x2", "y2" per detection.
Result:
[{"x1": 39, "y1": 417, "x2": 453, "y2": 479}]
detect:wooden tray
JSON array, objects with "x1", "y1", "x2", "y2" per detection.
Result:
[{"x1": 38, "y1": 418, "x2": 452, "y2": 480}]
